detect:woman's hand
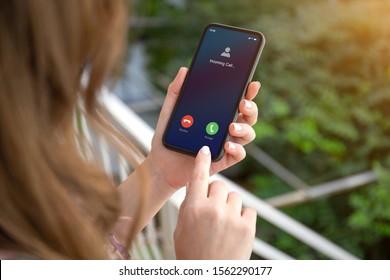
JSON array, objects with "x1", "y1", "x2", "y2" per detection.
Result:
[
  {"x1": 149, "y1": 67, "x2": 261, "y2": 192},
  {"x1": 174, "y1": 146, "x2": 256, "y2": 259}
]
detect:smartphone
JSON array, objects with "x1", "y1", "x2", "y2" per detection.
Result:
[{"x1": 163, "y1": 23, "x2": 265, "y2": 161}]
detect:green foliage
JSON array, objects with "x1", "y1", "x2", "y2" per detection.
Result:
[
  {"x1": 250, "y1": 172, "x2": 290, "y2": 199},
  {"x1": 252, "y1": 1, "x2": 390, "y2": 182},
  {"x1": 250, "y1": 0, "x2": 390, "y2": 258},
  {"x1": 256, "y1": 196, "x2": 365, "y2": 259},
  {"x1": 349, "y1": 164, "x2": 390, "y2": 246}
]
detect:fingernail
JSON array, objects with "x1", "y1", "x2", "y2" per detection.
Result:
[
  {"x1": 256, "y1": 81, "x2": 261, "y2": 88},
  {"x1": 228, "y1": 142, "x2": 236, "y2": 150},
  {"x1": 233, "y1": 123, "x2": 243, "y2": 132},
  {"x1": 244, "y1": 99, "x2": 252, "y2": 109},
  {"x1": 200, "y1": 146, "x2": 210, "y2": 155}
]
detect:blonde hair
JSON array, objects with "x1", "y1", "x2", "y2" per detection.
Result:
[{"x1": 0, "y1": 0, "x2": 139, "y2": 259}]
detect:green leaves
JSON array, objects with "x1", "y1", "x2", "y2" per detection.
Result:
[
  {"x1": 250, "y1": 0, "x2": 390, "y2": 258},
  {"x1": 253, "y1": 0, "x2": 390, "y2": 178},
  {"x1": 285, "y1": 118, "x2": 347, "y2": 155},
  {"x1": 349, "y1": 164, "x2": 390, "y2": 245},
  {"x1": 253, "y1": 122, "x2": 277, "y2": 141}
]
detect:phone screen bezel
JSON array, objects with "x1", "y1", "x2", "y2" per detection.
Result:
[{"x1": 162, "y1": 23, "x2": 265, "y2": 161}]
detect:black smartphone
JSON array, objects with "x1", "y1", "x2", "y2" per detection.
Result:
[{"x1": 163, "y1": 23, "x2": 265, "y2": 161}]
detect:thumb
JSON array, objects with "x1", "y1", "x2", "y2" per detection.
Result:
[{"x1": 156, "y1": 67, "x2": 188, "y2": 132}]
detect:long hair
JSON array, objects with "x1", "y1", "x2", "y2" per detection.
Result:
[{"x1": 0, "y1": 0, "x2": 138, "y2": 259}]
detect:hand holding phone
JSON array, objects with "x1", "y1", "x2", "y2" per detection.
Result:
[{"x1": 163, "y1": 23, "x2": 265, "y2": 161}]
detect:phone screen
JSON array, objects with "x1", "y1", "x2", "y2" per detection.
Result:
[{"x1": 163, "y1": 24, "x2": 265, "y2": 160}]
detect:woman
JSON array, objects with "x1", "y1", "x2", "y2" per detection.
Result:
[{"x1": 0, "y1": 0, "x2": 260, "y2": 259}]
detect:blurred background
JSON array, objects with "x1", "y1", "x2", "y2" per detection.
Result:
[{"x1": 113, "y1": 0, "x2": 390, "y2": 259}]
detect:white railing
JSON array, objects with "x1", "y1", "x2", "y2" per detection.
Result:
[{"x1": 81, "y1": 90, "x2": 358, "y2": 260}]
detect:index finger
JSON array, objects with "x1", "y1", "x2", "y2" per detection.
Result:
[
  {"x1": 157, "y1": 67, "x2": 188, "y2": 125},
  {"x1": 186, "y1": 146, "x2": 211, "y2": 199}
]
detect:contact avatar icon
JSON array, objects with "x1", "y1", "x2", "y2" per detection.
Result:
[{"x1": 221, "y1": 47, "x2": 231, "y2": 58}]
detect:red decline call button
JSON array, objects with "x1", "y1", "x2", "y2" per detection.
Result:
[{"x1": 181, "y1": 115, "x2": 194, "y2": 128}]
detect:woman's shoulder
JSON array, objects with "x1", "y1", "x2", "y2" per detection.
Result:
[{"x1": 0, "y1": 249, "x2": 37, "y2": 260}]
